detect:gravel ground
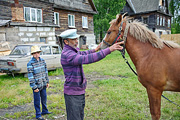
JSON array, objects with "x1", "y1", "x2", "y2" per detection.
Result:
[{"x1": 0, "y1": 72, "x2": 122, "y2": 120}]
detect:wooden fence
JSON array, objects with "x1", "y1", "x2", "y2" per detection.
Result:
[{"x1": 161, "y1": 34, "x2": 180, "y2": 44}]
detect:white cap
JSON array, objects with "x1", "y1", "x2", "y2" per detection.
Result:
[{"x1": 60, "y1": 29, "x2": 80, "y2": 39}]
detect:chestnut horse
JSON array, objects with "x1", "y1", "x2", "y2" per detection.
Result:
[{"x1": 101, "y1": 14, "x2": 180, "y2": 120}]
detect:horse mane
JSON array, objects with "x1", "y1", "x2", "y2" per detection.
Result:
[{"x1": 128, "y1": 20, "x2": 180, "y2": 49}]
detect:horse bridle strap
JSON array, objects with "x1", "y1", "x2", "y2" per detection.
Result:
[
  {"x1": 122, "y1": 22, "x2": 130, "y2": 44},
  {"x1": 103, "y1": 21, "x2": 124, "y2": 47},
  {"x1": 119, "y1": 22, "x2": 138, "y2": 76}
]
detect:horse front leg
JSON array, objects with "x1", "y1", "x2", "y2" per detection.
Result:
[{"x1": 146, "y1": 87, "x2": 162, "y2": 120}]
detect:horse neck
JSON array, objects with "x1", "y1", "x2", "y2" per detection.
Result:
[{"x1": 125, "y1": 34, "x2": 153, "y2": 66}]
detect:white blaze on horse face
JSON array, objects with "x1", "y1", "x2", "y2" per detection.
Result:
[{"x1": 101, "y1": 34, "x2": 109, "y2": 49}]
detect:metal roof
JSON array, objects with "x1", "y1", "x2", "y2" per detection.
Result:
[{"x1": 126, "y1": 0, "x2": 171, "y2": 15}]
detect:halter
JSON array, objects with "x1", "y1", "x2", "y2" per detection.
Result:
[
  {"x1": 103, "y1": 21, "x2": 124, "y2": 47},
  {"x1": 103, "y1": 21, "x2": 130, "y2": 56}
]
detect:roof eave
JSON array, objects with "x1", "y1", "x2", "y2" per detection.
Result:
[
  {"x1": 88, "y1": 0, "x2": 98, "y2": 13},
  {"x1": 53, "y1": 4, "x2": 97, "y2": 14},
  {"x1": 126, "y1": 10, "x2": 173, "y2": 17}
]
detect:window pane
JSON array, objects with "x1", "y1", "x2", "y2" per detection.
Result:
[
  {"x1": 143, "y1": 18, "x2": 148, "y2": 24},
  {"x1": 68, "y1": 15, "x2": 75, "y2": 27},
  {"x1": 54, "y1": 12, "x2": 59, "y2": 25},
  {"x1": 40, "y1": 46, "x2": 51, "y2": 55},
  {"x1": 82, "y1": 16, "x2": 88, "y2": 28},
  {"x1": 40, "y1": 37, "x2": 46, "y2": 43},
  {"x1": 168, "y1": 19, "x2": 170, "y2": 28},
  {"x1": 163, "y1": 17, "x2": 165, "y2": 26},
  {"x1": 52, "y1": 46, "x2": 60, "y2": 54},
  {"x1": 68, "y1": 15, "x2": 71, "y2": 26},
  {"x1": 37, "y1": 9, "x2": 42, "y2": 22},
  {"x1": 10, "y1": 46, "x2": 31, "y2": 55},
  {"x1": 25, "y1": 7, "x2": 30, "y2": 21},
  {"x1": 72, "y1": 15, "x2": 75, "y2": 26},
  {"x1": 157, "y1": 15, "x2": 159, "y2": 25},
  {"x1": 56, "y1": 13, "x2": 59, "y2": 24},
  {"x1": 160, "y1": 16, "x2": 162, "y2": 26},
  {"x1": 31, "y1": 9, "x2": 36, "y2": 21}
]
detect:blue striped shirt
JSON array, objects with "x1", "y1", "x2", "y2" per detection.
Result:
[{"x1": 27, "y1": 57, "x2": 49, "y2": 90}]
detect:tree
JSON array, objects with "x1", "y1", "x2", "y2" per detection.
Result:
[
  {"x1": 169, "y1": 0, "x2": 180, "y2": 34},
  {"x1": 93, "y1": 0, "x2": 126, "y2": 42}
]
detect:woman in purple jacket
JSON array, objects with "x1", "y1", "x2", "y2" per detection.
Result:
[{"x1": 60, "y1": 29, "x2": 124, "y2": 120}]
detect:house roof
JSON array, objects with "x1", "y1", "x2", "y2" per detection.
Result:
[
  {"x1": 126, "y1": 0, "x2": 171, "y2": 15},
  {"x1": 88, "y1": 0, "x2": 97, "y2": 13},
  {"x1": 53, "y1": 0, "x2": 97, "y2": 14},
  {"x1": 127, "y1": 0, "x2": 159, "y2": 13}
]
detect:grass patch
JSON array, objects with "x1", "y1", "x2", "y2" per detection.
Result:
[
  {"x1": 48, "y1": 68, "x2": 64, "y2": 76},
  {"x1": 0, "y1": 51, "x2": 180, "y2": 119}
]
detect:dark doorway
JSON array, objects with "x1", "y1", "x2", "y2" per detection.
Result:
[{"x1": 79, "y1": 36, "x2": 87, "y2": 49}]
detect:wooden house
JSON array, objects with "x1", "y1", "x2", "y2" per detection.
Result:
[
  {"x1": 121, "y1": 0, "x2": 172, "y2": 37},
  {"x1": 53, "y1": 0, "x2": 97, "y2": 49},
  {"x1": 0, "y1": 0, "x2": 97, "y2": 49}
]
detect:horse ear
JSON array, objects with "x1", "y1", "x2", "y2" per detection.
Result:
[{"x1": 116, "y1": 14, "x2": 122, "y2": 25}]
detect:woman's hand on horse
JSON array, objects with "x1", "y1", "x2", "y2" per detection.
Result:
[
  {"x1": 95, "y1": 42, "x2": 102, "y2": 52},
  {"x1": 109, "y1": 41, "x2": 124, "y2": 52}
]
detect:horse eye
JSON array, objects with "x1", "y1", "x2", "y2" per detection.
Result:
[{"x1": 107, "y1": 31, "x2": 111, "y2": 34}]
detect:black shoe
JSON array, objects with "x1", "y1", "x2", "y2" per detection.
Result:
[
  {"x1": 41, "y1": 112, "x2": 52, "y2": 115},
  {"x1": 37, "y1": 117, "x2": 45, "y2": 120}
]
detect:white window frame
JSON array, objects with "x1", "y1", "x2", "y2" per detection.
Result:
[
  {"x1": 24, "y1": 7, "x2": 42, "y2": 23},
  {"x1": 54, "y1": 12, "x2": 59, "y2": 25},
  {"x1": 160, "y1": 16, "x2": 162, "y2": 26},
  {"x1": 82, "y1": 16, "x2": 88, "y2": 28},
  {"x1": 68, "y1": 14, "x2": 75, "y2": 28},
  {"x1": 163, "y1": 17, "x2": 165, "y2": 26},
  {"x1": 157, "y1": 15, "x2": 159, "y2": 25},
  {"x1": 168, "y1": 19, "x2": 170, "y2": 28}
]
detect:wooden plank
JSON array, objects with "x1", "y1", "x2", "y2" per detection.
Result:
[{"x1": 161, "y1": 34, "x2": 180, "y2": 44}]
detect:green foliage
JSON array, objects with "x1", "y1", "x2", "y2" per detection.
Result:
[
  {"x1": 93, "y1": 0, "x2": 126, "y2": 41},
  {"x1": 169, "y1": 0, "x2": 180, "y2": 34}
]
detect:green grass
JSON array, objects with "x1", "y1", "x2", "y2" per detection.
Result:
[{"x1": 0, "y1": 51, "x2": 180, "y2": 119}]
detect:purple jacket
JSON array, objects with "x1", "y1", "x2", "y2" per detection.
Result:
[{"x1": 61, "y1": 44, "x2": 111, "y2": 95}]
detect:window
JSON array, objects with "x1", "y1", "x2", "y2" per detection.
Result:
[
  {"x1": 68, "y1": 14, "x2": 75, "y2": 27},
  {"x1": 157, "y1": 15, "x2": 159, "y2": 25},
  {"x1": 54, "y1": 12, "x2": 59, "y2": 25},
  {"x1": 82, "y1": 16, "x2": 88, "y2": 28},
  {"x1": 143, "y1": 17, "x2": 148, "y2": 24},
  {"x1": 52, "y1": 46, "x2": 61, "y2": 54},
  {"x1": 163, "y1": 17, "x2": 165, "y2": 26},
  {"x1": 40, "y1": 46, "x2": 51, "y2": 55},
  {"x1": 168, "y1": 19, "x2": 170, "y2": 28},
  {"x1": 24, "y1": 7, "x2": 42, "y2": 23},
  {"x1": 10, "y1": 46, "x2": 31, "y2": 55},
  {"x1": 160, "y1": 16, "x2": 162, "y2": 26},
  {"x1": 83, "y1": 0, "x2": 88, "y2": 3},
  {"x1": 40, "y1": 37, "x2": 46, "y2": 43}
]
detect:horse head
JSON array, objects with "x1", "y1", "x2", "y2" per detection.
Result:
[{"x1": 101, "y1": 14, "x2": 127, "y2": 49}]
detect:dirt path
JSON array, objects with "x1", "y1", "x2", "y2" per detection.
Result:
[{"x1": 0, "y1": 72, "x2": 122, "y2": 120}]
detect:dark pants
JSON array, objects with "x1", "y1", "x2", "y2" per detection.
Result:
[
  {"x1": 64, "y1": 94, "x2": 85, "y2": 120},
  {"x1": 33, "y1": 87, "x2": 49, "y2": 118}
]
